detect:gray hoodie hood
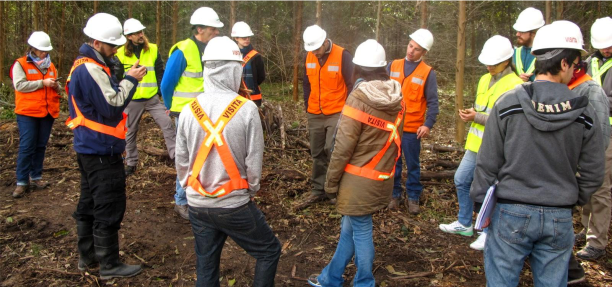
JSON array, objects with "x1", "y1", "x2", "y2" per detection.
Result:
[
  {"x1": 203, "y1": 60, "x2": 242, "y2": 93},
  {"x1": 517, "y1": 81, "x2": 591, "y2": 132},
  {"x1": 352, "y1": 79, "x2": 403, "y2": 114}
]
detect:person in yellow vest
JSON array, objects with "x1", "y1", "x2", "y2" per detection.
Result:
[
  {"x1": 512, "y1": 7, "x2": 545, "y2": 82},
  {"x1": 160, "y1": 7, "x2": 223, "y2": 220},
  {"x1": 439, "y1": 35, "x2": 522, "y2": 251},
  {"x1": 67, "y1": 13, "x2": 147, "y2": 279},
  {"x1": 387, "y1": 29, "x2": 439, "y2": 214},
  {"x1": 577, "y1": 16, "x2": 612, "y2": 261},
  {"x1": 175, "y1": 36, "x2": 281, "y2": 286},
  {"x1": 307, "y1": 39, "x2": 404, "y2": 287},
  {"x1": 295, "y1": 25, "x2": 354, "y2": 210},
  {"x1": 231, "y1": 21, "x2": 266, "y2": 107},
  {"x1": 10, "y1": 31, "x2": 60, "y2": 198},
  {"x1": 115, "y1": 18, "x2": 175, "y2": 177}
]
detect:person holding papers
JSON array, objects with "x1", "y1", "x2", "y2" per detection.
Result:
[
  {"x1": 438, "y1": 35, "x2": 522, "y2": 251},
  {"x1": 470, "y1": 21, "x2": 604, "y2": 286}
]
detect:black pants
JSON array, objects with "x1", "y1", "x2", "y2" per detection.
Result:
[{"x1": 72, "y1": 153, "x2": 126, "y2": 231}]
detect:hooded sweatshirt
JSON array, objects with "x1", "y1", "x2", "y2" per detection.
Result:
[
  {"x1": 325, "y1": 79, "x2": 404, "y2": 216},
  {"x1": 470, "y1": 81, "x2": 604, "y2": 207},
  {"x1": 175, "y1": 60, "x2": 263, "y2": 209}
]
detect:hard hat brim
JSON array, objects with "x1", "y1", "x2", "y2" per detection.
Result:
[
  {"x1": 125, "y1": 27, "x2": 146, "y2": 35},
  {"x1": 84, "y1": 27, "x2": 127, "y2": 46},
  {"x1": 231, "y1": 32, "x2": 254, "y2": 38},
  {"x1": 591, "y1": 39, "x2": 612, "y2": 50},
  {"x1": 352, "y1": 59, "x2": 387, "y2": 68},
  {"x1": 513, "y1": 22, "x2": 544, "y2": 33},
  {"x1": 478, "y1": 52, "x2": 512, "y2": 66},
  {"x1": 304, "y1": 38, "x2": 325, "y2": 52},
  {"x1": 36, "y1": 46, "x2": 53, "y2": 52}
]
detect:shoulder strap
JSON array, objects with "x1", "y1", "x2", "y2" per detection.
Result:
[{"x1": 242, "y1": 50, "x2": 259, "y2": 67}]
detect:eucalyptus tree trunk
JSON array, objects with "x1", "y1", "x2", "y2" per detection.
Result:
[
  {"x1": 156, "y1": 1, "x2": 161, "y2": 46},
  {"x1": 172, "y1": 1, "x2": 178, "y2": 45},
  {"x1": 546, "y1": 1, "x2": 552, "y2": 24},
  {"x1": 455, "y1": 1, "x2": 467, "y2": 144},
  {"x1": 375, "y1": 1, "x2": 382, "y2": 41},
  {"x1": 292, "y1": 1, "x2": 303, "y2": 102},
  {"x1": 230, "y1": 1, "x2": 236, "y2": 29},
  {"x1": 316, "y1": 1, "x2": 322, "y2": 26},
  {"x1": 420, "y1": 0, "x2": 428, "y2": 28}
]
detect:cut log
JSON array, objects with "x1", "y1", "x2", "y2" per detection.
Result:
[
  {"x1": 422, "y1": 160, "x2": 459, "y2": 170},
  {"x1": 423, "y1": 144, "x2": 464, "y2": 153},
  {"x1": 140, "y1": 145, "x2": 168, "y2": 157},
  {"x1": 289, "y1": 135, "x2": 310, "y2": 150},
  {"x1": 420, "y1": 170, "x2": 455, "y2": 180}
]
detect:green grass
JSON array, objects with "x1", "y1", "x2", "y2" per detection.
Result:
[{"x1": 0, "y1": 82, "x2": 16, "y2": 120}]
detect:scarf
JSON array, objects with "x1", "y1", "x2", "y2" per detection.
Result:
[{"x1": 29, "y1": 51, "x2": 51, "y2": 70}]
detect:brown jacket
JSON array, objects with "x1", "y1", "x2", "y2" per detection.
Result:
[{"x1": 325, "y1": 79, "x2": 404, "y2": 216}]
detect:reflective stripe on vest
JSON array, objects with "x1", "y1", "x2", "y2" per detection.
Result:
[
  {"x1": 116, "y1": 44, "x2": 159, "y2": 100},
  {"x1": 591, "y1": 57, "x2": 612, "y2": 86},
  {"x1": 12, "y1": 56, "x2": 60, "y2": 118},
  {"x1": 341, "y1": 102, "x2": 405, "y2": 181},
  {"x1": 169, "y1": 39, "x2": 204, "y2": 112},
  {"x1": 305, "y1": 44, "x2": 348, "y2": 115},
  {"x1": 465, "y1": 72, "x2": 522, "y2": 153},
  {"x1": 187, "y1": 96, "x2": 250, "y2": 198},
  {"x1": 242, "y1": 50, "x2": 262, "y2": 101},
  {"x1": 65, "y1": 57, "x2": 128, "y2": 139},
  {"x1": 389, "y1": 59, "x2": 431, "y2": 133},
  {"x1": 515, "y1": 47, "x2": 536, "y2": 75},
  {"x1": 568, "y1": 74, "x2": 593, "y2": 90}
]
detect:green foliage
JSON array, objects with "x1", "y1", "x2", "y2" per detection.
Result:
[{"x1": 0, "y1": 82, "x2": 15, "y2": 120}]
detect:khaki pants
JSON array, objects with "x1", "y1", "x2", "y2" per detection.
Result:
[
  {"x1": 581, "y1": 135, "x2": 612, "y2": 249},
  {"x1": 124, "y1": 97, "x2": 176, "y2": 166},
  {"x1": 307, "y1": 112, "x2": 340, "y2": 196}
]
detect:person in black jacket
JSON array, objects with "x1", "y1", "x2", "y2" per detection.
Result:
[{"x1": 231, "y1": 21, "x2": 265, "y2": 107}]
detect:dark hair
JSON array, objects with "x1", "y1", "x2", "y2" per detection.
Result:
[
  {"x1": 192, "y1": 25, "x2": 205, "y2": 35},
  {"x1": 123, "y1": 34, "x2": 150, "y2": 57},
  {"x1": 534, "y1": 49, "x2": 581, "y2": 76},
  {"x1": 352, "y1": 66, "x2": 388, "y2": 83}
]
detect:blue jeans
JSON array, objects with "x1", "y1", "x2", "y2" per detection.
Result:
[
  {"x1": 485, "y1": 203, "x2": 573, "y2": 286},
  {"x1": 16, "y1": 115, "x2": 54, "y2": 185},
  {"x1": 318, "y1": 215, "x2": 375, "y2": 287},
  {"x1": 455, "y1": 150, "x2": 477, "y2": 227},
  {"x1": 393, "y1": 133, "x2": 423, "y2": 201},
  {"x1": 189, "y1": 201, "x2": 281, "y2": 287},
  {"x1": 174, "y1": 117, "x2": 187, "y2": 205}
]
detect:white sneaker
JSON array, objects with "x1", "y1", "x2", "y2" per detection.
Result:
[
  {"x1": 470, "y1": 232, "x2": 487, "y2": 251},
  {"x1": 439, "y1": 220, "x2": 474, "y2": 236}
]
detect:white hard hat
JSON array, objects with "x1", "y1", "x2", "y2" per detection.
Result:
[
  {"x1": 591, "y1": 17, "x2": 612, "y2": 49},
  {"x1": 513, "y1": 7, "x2": 545, "y2": 32},
  {"x1": 202, "y1": 36, "x2": 242, "y2": 62},
  {"x1": 532, "y1": 21, "x2": 586, "y2": 55},
  {"x1": 353, "y1": 39, "x2": 387, "y2": 68},
  {"x1": 190, "y1": 7, "x2": 224, "y2": 28},
  {"x1": 123, "y1": 18, "x2": 146, "y2": 35},
  {"x1": 409, "y1": 29, "x2": 434, "y2": 51},
  {"x1": 231, "y1": 21, "x2": 254, "y2": 37},
  {"x1": 27, "y1": 31, "x2": 53, "y2": 51},
  {"x1": 83, "y1": 13, "x2": 126, "y2": 46},
  {"x1": 303, "y1": 25, "x2": 327, "y2": 52},
  {"x1": 478, "y1": 35, "x2": 513, "y2": 66}
]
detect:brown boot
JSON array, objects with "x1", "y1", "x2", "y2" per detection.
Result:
[
  {"x1": 408, "y1": 200, "x2": 420, "y2": 214},
  {"x1": 12, "y1": 185, "x2": 29, "y2": 198},
  {"x1": 31, "y1": 179, "x2": 50, "y2": 190},
  {"x1": 388, "y1": 198, "x2": 400, "y2": 210},
  {"x1": 295, "y1": 194, "x2": 326, "y2": 211}
]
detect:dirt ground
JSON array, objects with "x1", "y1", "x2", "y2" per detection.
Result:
[{"x1": 1, "y1": 99, "x2": 611, "y2": 287}]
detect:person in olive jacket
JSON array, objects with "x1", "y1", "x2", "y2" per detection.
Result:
[{"x1": 307, "y1": 40, "x2": 404, "y2": 287}]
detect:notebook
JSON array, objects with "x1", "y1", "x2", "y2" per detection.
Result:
[{"x1": 475, "y1": 184, "x2": 497, "y2": 231}]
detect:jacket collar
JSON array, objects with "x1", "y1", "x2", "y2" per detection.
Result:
[{"x1": 79, "y1": 43, "x2": 109, "y2": 67}]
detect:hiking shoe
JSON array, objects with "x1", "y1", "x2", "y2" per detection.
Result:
[
  {"x1": 12, "y1": 185, "x2": 29, "y2": 198},
  {"x1": 295, "y1": 194, "x2": 326, "y2": 210},
  {"x1": 408, "y1": 199, "x2": 420, "y2": 214},
  {"x1": 30, "y1": 179, "x2": 50, "y2": 190},
  {"x1": 388, "y1": 198, "x2": 400, "y2": 210},
  {"x1": 469, "y1": 232, "x2": 487, "y2": 251},
  {"x1": 568, "y1": 254, "x2": 586, "y2": 285},
  {"x1": 307, "y1": 274, "x2": 322, "y2": 287},
  {"x1": 174, "y1": 205, "x2": 189, "y2": 220},
  {"x1": 125, "y1": 165, "x2": 136, "y2": 177},
  {"x1": 439, "y1": 221, "x2": 474, "y2": 236},
  {"x1": 576, "y1": 245, "x2": 606, "y2": 261}
]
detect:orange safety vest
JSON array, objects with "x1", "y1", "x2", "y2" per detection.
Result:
[
  {"x1": 341, "y1": 101, "x2": 405, "y2": 181},
  {"x1": 389, "y1": 59, "x2": 432, "y2": 133},
  {"x1": 12, "y1": 56, "x2": 60, "y2": 118},
  {"x1": 569, "y1": 73, "x2": 593, "y2": 90},
  {"x1": 187, "y1": 96, "x2": 250, "y2": 198},
  {"x1": 305, "y1": 44, "x2": 348, "y2": 115},
  {"x1": 242, "y1": 50, "x2": 262, "y2": 101},
  {"x1": 65, "y1": 57, "x2": 128, "y2": 139}
]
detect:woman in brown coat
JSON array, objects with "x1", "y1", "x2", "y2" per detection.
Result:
[{"x1": 308, "y1": 39, "x2": 404, "y2": 287}]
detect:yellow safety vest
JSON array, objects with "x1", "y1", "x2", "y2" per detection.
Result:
[
  {"x1": 168, "y1": 38, "x2": 204, "y2": 112},
  {"x1": 116, "y1": 44, "x2": 159, "y2": 100},
  {"x1": 514, "y1": 46, "x2": 536, "y2": 75},
  {"x1": 590, "y1": 57, "x2": 612, "y2": 124},
  {"x1": 465, "y1": 72, "x2": 523, "y2": 153}
]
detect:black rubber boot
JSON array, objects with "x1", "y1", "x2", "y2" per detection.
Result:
[
  {"x1": 76, "y1": 221, "x2": 98, "y2": 271},
  {"x1": 93, "y1": 229, "x2": 142, "y2": 280}
]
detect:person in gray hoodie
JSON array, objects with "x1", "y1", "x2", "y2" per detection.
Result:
[
  {"x1": 470, "y1": 22, "x2": 605, "y2": 286},
  {"x1": 175, "y1": 36, "x2": 280, "y2": 287}
]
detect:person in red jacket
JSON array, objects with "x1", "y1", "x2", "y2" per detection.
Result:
[{"x1": 10, "y1": 31, "x2": 60, "y2": 198}]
